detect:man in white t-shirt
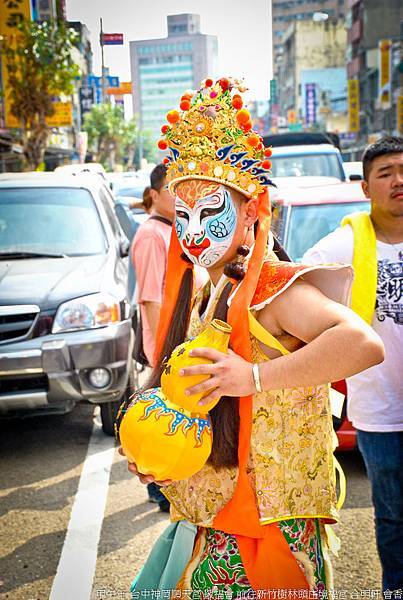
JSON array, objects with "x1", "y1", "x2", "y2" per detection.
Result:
[{"x1": 303, "y1": 136, "x2": 403, "y2": 593}]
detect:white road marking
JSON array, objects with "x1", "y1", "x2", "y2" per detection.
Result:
[{"x1": 49, "y1": 420, "x2": 115, "y2": 600}]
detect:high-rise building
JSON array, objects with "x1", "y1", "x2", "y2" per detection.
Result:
[
  {"x1": 272, "y1": 0, "x2": 345, "y2": 77},
  {"x1": 130, "y1": 14, "x2": 218, "y2": 141}
]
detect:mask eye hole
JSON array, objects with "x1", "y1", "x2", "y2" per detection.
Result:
[
  {"x1": 176, "y1": 210, "x2": 189, "y2": 221},
  {"x1": 200, "y1": 207, "x2": 222, "y2": 220}
]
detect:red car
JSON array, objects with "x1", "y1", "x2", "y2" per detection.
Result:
[{"x1": 272, "y1": 180, "x2": 370, "y2": 450}]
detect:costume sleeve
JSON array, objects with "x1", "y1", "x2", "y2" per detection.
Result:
[
  {"x1": 132, "y1": 233, "x2": 167, "y2": 304},
  {"x1": 302, "y1": 225, "x2": 354, "y2": 265}
]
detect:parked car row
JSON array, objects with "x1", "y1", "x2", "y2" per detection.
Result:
[
  {"x1": 1, "y1": 149, "x2": 364, "y2": 448},
  {"x1": 0, "y1": 170, "x2": 149, "y2": 435}
]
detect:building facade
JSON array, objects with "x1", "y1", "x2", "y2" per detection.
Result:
[
  {"x1": 345, "y1": 0, "x2": 403, "y2": 146},
  {"x1": 272, "y1": 0, "x2": 345, "y2": 78},
  {"x1": 130, "y1": 14, "x2": 218, "y2": 141},
  {"x1": 276, "y1": 19, "x2": 347, "y2": 130}
]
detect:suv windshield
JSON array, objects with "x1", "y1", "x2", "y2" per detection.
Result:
[
  {"x1": 286, "y1": 201, "x2": 370, "y2": 261},
  {"x1": 0, "y1": 187, "x2": 107, "y2": 256},
  {"x1": 270, "y1": 153, "x2": 343, "y2": 179}
]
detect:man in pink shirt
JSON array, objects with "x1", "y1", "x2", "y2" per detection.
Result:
[
  {"x1": 131, "y1": 164, "x2": 175, "y2": 511},
  {"x1": 131, "y1": 164, "x2": 175, "y2": 367}
]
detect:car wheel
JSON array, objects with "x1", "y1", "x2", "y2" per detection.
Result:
[
  {"x1": 100, "y1": 398, "x2": 121, "y2": 436},
  {"x1": 100, "y1": 362, "x2": 139, "y2": 436}
]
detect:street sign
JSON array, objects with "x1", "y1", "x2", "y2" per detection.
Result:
[
  {"x1": 79, "y1": 86, "x2": 95, "y2": 118},
  {"x1": 101, "y1": 33, "x2": 124, "y2": 45},
  {"x1": 106, "y1": 82, "x2": 132, "y2": 95},
  {"x1": 87, "y1": 75, "x2": 120, "y2": 88},
  {"x1": 46, "y1": 102, "x2": 73, "y2": 127}
]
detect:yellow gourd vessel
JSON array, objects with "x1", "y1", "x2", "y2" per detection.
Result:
[{"x1": 119, "y1": 319, "x2": 232, "y2": 481}]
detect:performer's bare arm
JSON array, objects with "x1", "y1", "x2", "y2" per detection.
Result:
[{"x1": 181, "y1": 280, "x2": 385, "y2": 403}]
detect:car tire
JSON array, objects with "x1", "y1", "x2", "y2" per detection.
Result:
[
  {"x1": 100, "y1": 398, "x2": 122, "y2": 436},
  {"x1": 100, "y1": 364, "x2": 138, "y2": 436}
]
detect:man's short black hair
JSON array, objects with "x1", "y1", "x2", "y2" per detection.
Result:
[
  {"x1": 150, "y1": 164, "x2": 167, "y2": 191},
  {"x1": 362, "y1": 136, "x2": 403, "y2": 181}
]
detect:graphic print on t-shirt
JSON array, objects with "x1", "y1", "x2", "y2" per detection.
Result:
[{"x1": 376, "y1": 250, "x2": 403, "y2": 325}]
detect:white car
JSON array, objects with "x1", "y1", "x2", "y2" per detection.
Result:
[
  {"x1": 55, "y1": 163, "x2": 107, "y2": 178},
  {"x1": 342, "y1": 161, "x2": 363, "y2": 181}
]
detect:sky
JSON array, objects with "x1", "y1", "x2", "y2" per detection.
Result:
[{"x1": 65, "y1": 0, "x2": 273, "y2": 105}]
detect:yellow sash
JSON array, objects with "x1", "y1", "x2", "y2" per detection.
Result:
[{"x1": 341, "y1": 212, "x2": 377, "y2": 324}]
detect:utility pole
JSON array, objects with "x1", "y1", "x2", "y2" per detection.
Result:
[{"x1": 100, "y1": 17, "x2": 105, "y2": 103}]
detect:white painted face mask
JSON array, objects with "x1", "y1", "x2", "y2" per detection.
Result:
[{"x1": 175, "y1": 184, "x2": 237, "y2": 267}]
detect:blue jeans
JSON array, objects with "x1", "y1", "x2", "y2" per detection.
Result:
[
  {"x1": 147, "y1": 482, "x2": 167, "y2": 504},
  {"x1": 357, "y1": 430, "x2": 403, "y2": 592}
]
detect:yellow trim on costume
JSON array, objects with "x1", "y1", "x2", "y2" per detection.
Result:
[
  {"x1": 260, "y1": 513, "x2": 338, "y2": 525},
  {"x1": 334, "y1": 455, "x2": 346, "y2": 510},
  {"x1": 341, "y1": 211, "x2": 377, "y2": 324},
  {"x1": 248, "y1": 311, "x2": 289, "y2": 356}
]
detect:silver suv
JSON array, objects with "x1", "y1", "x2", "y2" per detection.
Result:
[{"x1": 0, "y1": 173, "x2": 134, "y2": 434}]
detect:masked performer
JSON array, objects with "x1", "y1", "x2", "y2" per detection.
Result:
[{"x1": 124, "y1": 77, "x2": 384, "y2": 596}]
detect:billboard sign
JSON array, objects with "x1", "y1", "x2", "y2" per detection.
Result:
[
  {"x1": 0, "y1": 0, "x2": 32, "y2": 128},
  {"x1": 46, "y1": 102, "x2": 73, "y2": 127},
  {"x1": 305, "y1": 83, "x2": 317, "y2": 126},
  {"x1": 347, "y1": 79, "x2": 360, "y2": 132},
  {"x1": 378, "y1": 39, "x2": 392, "y2": 109},
  {"x1": 79, "y1": 86, "x2": 95, "y2": 118}
]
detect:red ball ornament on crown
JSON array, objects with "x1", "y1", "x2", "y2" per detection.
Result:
[
  {"x1": 166, "y1": 110, "x2": 180, "y2": 124},
  {"x1": 236, "y1": 109, "x2": 251, "y2": 126},
  {"x1": 180, "y1": 99, "x2": 191, "y2": 111},
  {"x1": 261, "y1": 159, "x2": 272, "y2": 170},
  {"x1": 246, "y1": 134, "x2": 260, "y2": 148},
  {"x1": 264, "y1": 148, "x2": 273, "y2": 158},
  {"x1": 231, "y1": 95, "x2": 243, "y2": 110},
  {"x1": 158, "y1": 139, "x2": 168, "y2": 150},
  {"x1": 161, "y1": 124, "x2": 169, "y2": 134},
  {"x1": 205, "y1": 78, "x2": 213, "y2": 87},
  {"x1": 218, "y1": 77, "x2": 231, "y2": 92}
]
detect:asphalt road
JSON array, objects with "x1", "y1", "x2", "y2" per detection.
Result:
[{"x1": 0, "y1": 404, "x2": 381, "y2": 600}]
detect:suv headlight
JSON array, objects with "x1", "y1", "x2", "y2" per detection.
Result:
[{"x1": 52, "y1": 293, "x2": 121, "y2": 333}]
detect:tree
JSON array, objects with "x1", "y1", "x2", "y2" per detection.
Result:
[
  {"x1": 1, "y1": 20, "x2": 80, "y2": 170},
  {"x1": 83, "y1": 103, "x2": 143, "y2": 170}
]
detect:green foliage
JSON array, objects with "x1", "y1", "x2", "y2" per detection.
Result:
[
  {"x1": 2, "y1": 19, "x2": 80, "y2": 128},
  {"x1": 83, "y1": 103, "x2": 141, "y2": 170},
  {"x1": 1, "y1": 19, "x2": 80, "y2": 169}
]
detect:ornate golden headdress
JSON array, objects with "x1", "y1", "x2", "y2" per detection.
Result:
[{"x1": 157, "y1": 77, "x2": 272, "y2": 199}]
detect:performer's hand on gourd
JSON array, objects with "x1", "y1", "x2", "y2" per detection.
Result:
[
  {"x1": 180, "y1": 348, "x2": 256, "y2": 404},
  {"x1": 118, "y1": 446, "x2": 172, "y2": 486}
]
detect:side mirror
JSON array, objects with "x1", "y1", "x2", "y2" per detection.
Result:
[
  {"x1": 349, "y1": 174, "x2": 362, "y2": 181},
  {"x1": 119, "y1": 238, "x2": 130, "y2": 258}
]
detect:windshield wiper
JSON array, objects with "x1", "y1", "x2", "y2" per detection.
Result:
[{"x1": 0, "y1": 251, "x2": 68, "y2": 259}]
